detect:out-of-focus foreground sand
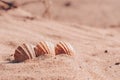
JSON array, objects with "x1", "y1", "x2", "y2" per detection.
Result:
[{"x1": 0, "y1": 0, "x2": 120, "y2": 80}]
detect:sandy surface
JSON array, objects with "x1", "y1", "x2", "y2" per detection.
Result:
[{"x1": 0, "y1": 0, "x2": 120, "y2": 80}]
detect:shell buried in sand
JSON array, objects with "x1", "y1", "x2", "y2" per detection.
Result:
[
  {"x1": 55, "y1": 41, "x2": 75, "y2": 56},
  {"x1": 34, "y1": 41, "x2": 55, "y2": 57},
  {"x1": 14, "y1": 41, "x2": 75, "y2": 62},
  {"x1": 14, "y1": 43, "x2": 36, "y2": 62}
]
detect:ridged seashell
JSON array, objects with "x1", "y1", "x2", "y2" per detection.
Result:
[
  {"x1": 55, "y1": 41, "x2": 75, "y2": 56},
  {"x1": 14, "y1": 43, "x2": 36, "y2": 62},
  {"x1": 34, "y1": 41, "x2": 55, "y2": 57}
]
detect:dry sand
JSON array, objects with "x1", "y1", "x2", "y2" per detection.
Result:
[{"x1": 0, "y1": 0, "x2": 120, "y2": 80}]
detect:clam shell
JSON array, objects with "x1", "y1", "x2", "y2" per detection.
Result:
[
  {"x1": 14, "y1": 43, "x2": 36, "y2": 62},
  {"x1": 34, "y1": 41, "x2": 55, "y2": 57},
  {"x1": 55, "y1": 41, "x2": 75, "y2": 56}
]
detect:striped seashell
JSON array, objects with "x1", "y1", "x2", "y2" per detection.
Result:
[
  {"x1": 34, "y1": 41, "x2": 55, "y2": 57},
  {"x1": 55, "y1": 41, "x2": 75, "y2": 56},
  {"x1": 14, "y1": 43, "x2": 36, "y2": 62}
]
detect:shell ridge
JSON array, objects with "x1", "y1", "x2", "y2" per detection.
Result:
[
  {"x1": 23, "y1": 44, "x2": 32, "y2": 59},
  {"x1": 59, "y1": 42, "x2": 68, "y2": 54},
  {"x1": 62, "y1": 42, "x2": 69, "y2": 54},
  {"x1": 40, "y1": 41, "x2": 48, "y2": 53},
  {"x1": 38, "y1": 42, "x2": 47, "y2": 53},
  {"x1": 21, "y1": 44, "x2": 31, "y2": 59}
]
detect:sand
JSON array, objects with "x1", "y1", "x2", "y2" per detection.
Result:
[{"x1": 0, "y1": 0, "x2": 120, "y2": 80}]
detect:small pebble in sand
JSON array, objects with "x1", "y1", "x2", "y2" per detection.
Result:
[
  {"x1": 104, "y1": 50, "x2": 108, "y2": 53},
  {"x1": 64, "y1": 1, "x2": 71, "y2": 7},
  {"x1": 115, "y1": 62, "x2": 120, "y2": 65}
]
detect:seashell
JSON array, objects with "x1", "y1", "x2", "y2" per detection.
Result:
[
  {"x1": 14, "y1": 43, "x2": 36, "y2": 62},
  {"x1": 55, "y1": 41, "x2": 75, "y2": 56},
  {"x1": 34, "y1": 41, "x2": 55, "y2": 57}
]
